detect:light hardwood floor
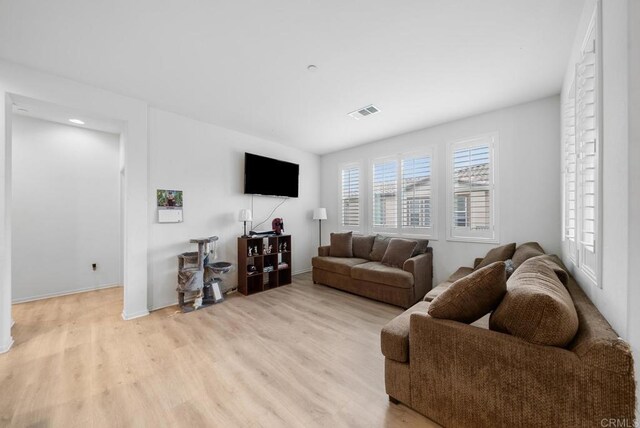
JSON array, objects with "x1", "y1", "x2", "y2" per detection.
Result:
[{"x1": 0, "y1": 273, "x2": 437, "y2": 427}]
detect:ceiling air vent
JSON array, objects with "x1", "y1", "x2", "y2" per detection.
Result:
[{"x1": 348, "y1": 104, "x2": 381, "y2": 120}]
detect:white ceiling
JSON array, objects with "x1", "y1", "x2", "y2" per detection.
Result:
[
  {"x1": 0, "y1": 0, "x2": 584, "y2": 155},
  {"x1": 11, "y1": 94, "x2": 124, "y2": 135}
]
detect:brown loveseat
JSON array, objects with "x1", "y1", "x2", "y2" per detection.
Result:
[
  {"x1": 312, "y1": 234, "x2": 433, "y2": 308},
  {"x1": 381, "y1": 244, "x2": 636, "y2": 427}
]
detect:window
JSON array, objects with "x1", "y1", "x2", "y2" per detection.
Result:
[
  {"x1": 562, "y1": 6, "x2": 601, "y2": 286},
  {"x1": 563, "y1": 81, "x2": 578, "y2": 262},
  {"x1": 340, "y1": 164, "x2": 360, "y2": 229},
  {"x1": 372, "y1": 159, "x2": 398, "y2": 229},
  {"x1": 401, "y1": 156, "x2": 432, "y2": 230},
  {"x1": 447, "y1": 134, "x2": 498, "y2": 242},
  {"x1": 370, "y1": 152, "x2": 435, "y2": 237}
]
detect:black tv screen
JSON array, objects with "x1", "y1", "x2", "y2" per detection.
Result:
[{"x1": 244, "y1": 153, "x2": 299, "y2": 198}]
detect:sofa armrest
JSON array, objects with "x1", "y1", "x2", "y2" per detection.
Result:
[
  {"x1": 473, "y1": 257, "x2": 483, "y2": 269},
  {"x1": 408, "y1": 313, "x2": 636, "y2": 427},
  {"x1": 403, "y1": 250, "x2": 433, "y2": 302},
  {"x1": 318, "y1": 245, "x2": 330, "y2": 257}
]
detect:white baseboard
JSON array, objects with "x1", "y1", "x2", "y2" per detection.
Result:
[
  {"x1": 12, "y1": 283, "x2": 122, "y2": 304},
  {"x1": 121, "y1": 309, "x2": 150, "y2": 321},
  {"x1": 0, "y1": 338, "x2": 14, "y2": 354},
  {"x1": 150, "y1": 300, "x2": 179, "y2": 311},
  {"x1": 293, "y1": 268, "x2": 311, "y2": 275}
]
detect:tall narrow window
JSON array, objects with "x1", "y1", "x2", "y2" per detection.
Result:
[
  {"x1": 575, "y1": 11, "x2": 601, "y2": 283},
  {"x1": 401, "y1": 155, "x2": 432, "y2": 230},
  {"x1": 340, "y1": 165, "x2": 360, "y2": 229},
  {"x1": 563, "y1": 81, "x2": 578, "y2": 262},
  {"x1": 447, "y1": 134, "x2": 497, "y2": 242},
  {"x1": 372, "y1": 159, "x2": 398, "y2": 230}
]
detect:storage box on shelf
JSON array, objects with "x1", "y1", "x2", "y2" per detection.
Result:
[{"x1": 237, "y1": 235, "x2": 292, "y2": 295}]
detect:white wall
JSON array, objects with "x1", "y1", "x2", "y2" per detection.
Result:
[
  {"x1": 11, "y1": 116, "x2": 120, "y2": 302},
  {"x1": 626, "y1": 0, "x2": 640, "y2": 412},
  {"x1": 321, "y1": 96, "x2": 561, "y2": 284},
  {"x1": 0, "y1": 59, "x2": 149, "y2": 350},
  {"x1": 148, "y1": 109, "x2": 320, "y2": 309}
]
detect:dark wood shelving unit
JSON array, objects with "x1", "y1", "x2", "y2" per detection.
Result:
[{"x1": 237, "y1": 235, "x2": 292, "y2": 296}]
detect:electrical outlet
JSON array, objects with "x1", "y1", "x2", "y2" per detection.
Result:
[{"x1": 92, "y1": 263, "x2": 97, "y2": 271}]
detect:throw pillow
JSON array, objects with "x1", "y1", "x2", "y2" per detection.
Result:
[
  {"x1": 329, "y1": 232, "x2": 353, "y2": 258},
  {"x1": 380, "y1": 238, "x2": 418, "y2": 268},
  {"x1": 511, "y1": 242, "x2": 545, "y2": 270},
  {"x1": 475, "y1": 243, "x2": 516, "y2": 270},
  {"x1": 352, "y1": 235, "x2": 375, "y2": 259},
  {"x1": 411, "y1": 239, "x2": 430, "y2": 257},
  {"x1": 489, "y1": 257, "x2": 578, "y2": 347},
  {"x1": 504, "y1": 259, "x2": 515, "y2": 278},
  {"x1": 428, "y1": 261, "x2": 507, "y2": 323},
  {"x1": 369, "y1": 235, "x2": 391, "y2": 261}
]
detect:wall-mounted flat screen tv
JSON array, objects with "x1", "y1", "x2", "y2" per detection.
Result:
[{"x1": 244, "y1": 153, "x2": 299, "y2": 198}]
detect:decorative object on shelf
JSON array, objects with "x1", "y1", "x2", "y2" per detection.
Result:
[
  {"x1": 247, "y1": 264, "x2": 257, "y2": 273},
  {"x1": 272, "y1": 218, "x2": 284, "y2": 235},
  {"x1": 283, "y1": 242, "x2": 287, "y2": 252},
  {"x1": 268, "y1": 244, "x2": 273, "y2": 254},
  {"x1": 248, "y1": 247, "x2": 253, "y2": 257},
  {"x1": 263, "y1": 244, "x2": 267, "y2": 254},
  {"x1": 176, "y1": 236, "x2": 233, "y2": 312},
  {"x1": 157, "y1": 189, "x2": 184, "y2": 223},
  {"x1": 254, "y1": 246, "x2": 258, "y2": 255},
  {"x1": 313, "y1": 208, "x2": 327, "y2": 246},
  {"x1": 239, "y1": 209, "x2": 253, "y2": 237}
]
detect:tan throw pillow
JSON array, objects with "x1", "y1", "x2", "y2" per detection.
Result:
[
  {"x1": 380, "y1": 238, "x2": 418, "y2": 268},
  {"x1": 512, "y1": 242, "x2": 545, "y2": 270},
  {"x1": 352, "y1": 235, "x2": 375, "y2": 259},
  {"x1": 475, "y1": 243, "x2": 516, "y2": 270},
  {"x1": 369, "y1": 235, "x2": 391, "y2": 261},
  {"x1": 428, "y1": 262, "x2": 507, "y2": 323},
  {"x1": 329, "y1": 232, "x2": 353, "y2": 258},
  {"x1": 489, "y1": 257, "x2": 578, "y2": 347},
  {"x1": 411, "y1": 239, "x2": 430, "y2": 257}
]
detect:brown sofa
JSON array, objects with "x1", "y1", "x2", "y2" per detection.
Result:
[
  {"x1": 381, "y1": 252, "x2": 636, "y2": 427},
  {"x1": 312, "y1": 240, "x2": 433, "y2": 309}
]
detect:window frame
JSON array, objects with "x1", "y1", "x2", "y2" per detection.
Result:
[
  {"x1": 446, "y1": 132, "x2": 499, "y2": 243},
  {"x1": 562, "y1": 3, "x2": 602, "y2": 288},
  {"x1": 368, "y1": 149, "x2": 437, "y2": 239},
  {"x1": 339, "y1": 162, "x2": 362, "y2": 232}
]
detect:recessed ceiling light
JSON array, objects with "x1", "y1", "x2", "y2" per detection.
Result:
[
  {"x1": 307, "y1": 65, "x2": 318, "y2": 72},
  {"x1": 69, "y1": 119, "x2": 85, "y2": 125}
]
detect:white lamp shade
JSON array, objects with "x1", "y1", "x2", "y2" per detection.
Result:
[
  {"x1": 313, "y1": 208, "x2": 327, "y2": 220},
  {"x1": 239, "y1": 209, "x2": 253, "y2": 222}
]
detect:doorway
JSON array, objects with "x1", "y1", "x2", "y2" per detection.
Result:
[{"x1": 10, "y1": 100, "x2": 123, "y2": 305}]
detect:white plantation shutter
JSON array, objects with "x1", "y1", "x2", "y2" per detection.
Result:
[
  {"x1": 575, "y1": 19, "x2": 600, "y2": 282},
  {"x1": 563, "y1": 82, "x2": 578, "y2": 261},
  {"x1": 341, "y1": 165, "x2": 360, "y2": 228},
  {"x1": 448, "y1": 134, "x2": 497, "y2": 241},
  {"x1": 401, "y1": 155, "x2": 432, "y2": 229},
  {"x1": 372, "y1": 159, "x2": 398, "y2": 230}
]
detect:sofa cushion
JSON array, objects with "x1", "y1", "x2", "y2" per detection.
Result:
[
  {"x1": 411, "y1": 239, "x2": 430, "y2": 257},
  {"x1": 428, "y1": 262, "x2": 507, "y2": 323},
  {"x1": 381, "y1": 301, "x2": 430, "y2": 362},
  {"x1": 351, "y1": 262, "x2": 414, "y2": 289},
  {"x1": 475, "y1": 243, "x2": 516, "y2": 270},
  {"x1": 424, "y1": 282, "x2": 451, "y2": 302},
  {"x1": 369, "y1": 235, "x2": 391, "y2": 261},
  {"x1": 423, "y1": 267, "x2": 474, "y2": 302},
  {"x1": 381, "y1": 238, "x2": 418, "y2": 268},
  {"x1": 352, "y1": 235, "x2": 375, "y2": 259},
  {"x1": 512, "y1": 241, "x2": 545, "y2": 270},
  {"x1": 330, "y1": 232, "x2": 353, "y2": 258},
  {"x1": 490, "y1": 257, "x2": 579, "y2": 347},
  {"x1": 311, "y1": 256, "x2": 369, "y2": 276}
]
